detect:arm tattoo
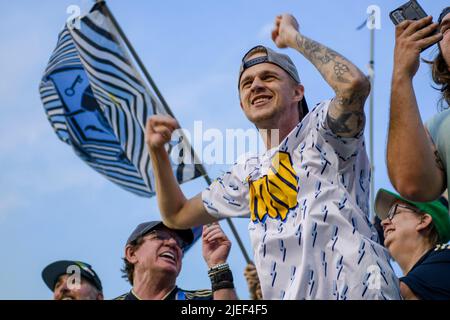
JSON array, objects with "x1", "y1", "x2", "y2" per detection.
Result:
[
  {"x1": 434, "y1": 149, "x2": 445, "y2": 172},
  {"x1": 295, "y1": 33, "x2": 370, "y2": 136},
  {"x1": 327, "y1": 110, "x2": 366, "y2": 136},
  {"x1": 335, "y1": 90, "x2": 368, "y2": 107},
  {"x1": 296, "y1": 34, "x2": 352, "y2": 84}
]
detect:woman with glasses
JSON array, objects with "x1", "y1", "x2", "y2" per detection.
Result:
[{"x1": 374, "y1": 189, "x2": 450, "y2": 300}]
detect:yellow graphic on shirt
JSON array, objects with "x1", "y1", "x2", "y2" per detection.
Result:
[{"x1": 249, "y1": 151, "x2": 299, "y2": 222}]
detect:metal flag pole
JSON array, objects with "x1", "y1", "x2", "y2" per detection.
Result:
[
  {"x1": 369, "y1": 21, "x2": 375, "y2": 220},
  {"x1": 95, "y1": 0, "x2": 251, "y2": 264},
  {"x1": 357, "y1": 11, "x2": 376, "y2": 220}
]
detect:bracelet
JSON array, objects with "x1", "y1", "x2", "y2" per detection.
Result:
[
  {"x1": 212, "y1": 280, "x2": 234, "y2": 292},
  {"x1": 208, "y1": 263, "x2": 230, "y2": 275}
]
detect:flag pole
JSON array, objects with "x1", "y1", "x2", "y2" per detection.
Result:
[
  {"x1": 369, "y1": 24, "x2": 375, "y2": 220},
  {"x1": 95, "y1": 0, "x2": 251, "y2": 264},
  {"x1": 358, "y1": 12, "x2": 376, "y2": 219},
  {"x1": 369, "y1": 16, "x2": 375, "y2": 220}
]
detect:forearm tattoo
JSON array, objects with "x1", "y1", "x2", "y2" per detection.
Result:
[
  {"x1": 295, "y1": 34, "x2": 353, "y2": 84},
  {"x1": 296, "y1": 34, "x2": 369, "y2": 136},
  {"x1": 434, "y1": 149, "x2": 445, "y2": 172}
]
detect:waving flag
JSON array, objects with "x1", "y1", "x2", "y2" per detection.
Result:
[{"x1": 39, "y1": 2, "x2": 202, "y2": 197}]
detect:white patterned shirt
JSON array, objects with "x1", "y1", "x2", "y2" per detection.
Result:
[{"x1": 202, "y1": 100, "x2": 400, "y2": 300}]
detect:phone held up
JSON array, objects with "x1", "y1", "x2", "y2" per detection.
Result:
[{"x1": 390, "y1": 0, "x2": 438, "y2": 52}]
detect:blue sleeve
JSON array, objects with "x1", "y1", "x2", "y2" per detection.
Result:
[{"x1": 400, "y1": 250, "x2": 450, "y2": 300}]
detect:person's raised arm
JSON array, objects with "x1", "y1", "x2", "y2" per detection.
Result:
[
  {"x1": 387, "y1": 17, "x2": 445, "y2": 201},
  {"x1": 145, "y1": 115, "x2": 217, "y2": 229},
  {"x1": 272, "y1": 13, "x2": 370, "y2": 138},
  {"x1": 202, "y1": 223, "x2": 238, "y2": 300}
]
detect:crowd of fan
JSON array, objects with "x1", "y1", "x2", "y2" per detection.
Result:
[{"x1": 41, "y1": 7, "x2": 450, "y2": 300}]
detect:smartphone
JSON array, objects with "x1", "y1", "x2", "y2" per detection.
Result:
[
  {"x1": 389, "y1": 0, "x2": 437, "y2": 52},
  {"x1": 389, "y1": 0, "x2": 428, "y2": 24}
]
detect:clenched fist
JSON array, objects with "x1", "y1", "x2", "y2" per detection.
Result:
[
  {"x1": 145, "y1": 115, "x2": 180, "y2": 150},
  {"x1": 272, "y1": 14, "x2": 300, "y2": 49}
]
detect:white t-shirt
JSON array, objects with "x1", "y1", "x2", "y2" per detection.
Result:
[{"x1": 202, "y1": 100, "x2": 400, "y2": 300}]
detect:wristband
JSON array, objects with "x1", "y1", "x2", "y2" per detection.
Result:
[{"x1": 208, "y1": 265, "x2": 234, "y2": 292}]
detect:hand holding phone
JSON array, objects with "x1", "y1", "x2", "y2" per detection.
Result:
[
  {"x1": 390, "y1": 0, "x2": 439, "y2": 52},
  {"x1": 390, "y1": 0, "x2": 428, "y2": 25}
]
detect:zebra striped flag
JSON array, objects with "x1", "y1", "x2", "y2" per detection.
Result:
[{"x1": 39, "y1": 2, "x2": 203, "y2": 197}]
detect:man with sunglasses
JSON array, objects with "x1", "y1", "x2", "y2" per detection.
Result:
[
  {"x1": 375, "y1": 189, "x2": 450, "y2": 300},
  {"x1": 115, "y1": 220, "x2": 237, "y2": 300}
]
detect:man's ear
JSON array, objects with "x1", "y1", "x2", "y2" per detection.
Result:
[
  {"x1": 416, "y1": 213, "x2": 433, "y2": 232},
  {"x1": 125, "y1": 245, "x2": 138, "y2": 264},
  {"x1": 293, "y1": 84, "x2": 305, "y2": 103}
]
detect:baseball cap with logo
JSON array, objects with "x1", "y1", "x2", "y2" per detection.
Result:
[
  {"x1": 375, "y1": 188, "x2": 450, "y2": 243},
  {"x1": 238, "y1": 45, "x2": 309, "y2": 118},
  {"x1": 126, "y1": 221, "x2": 194, "y2": 248},
  {"x1": 42, "y1": 260, "x2": 103, "y2": 291}
]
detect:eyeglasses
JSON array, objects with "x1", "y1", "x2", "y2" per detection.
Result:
[
  {"x1": 146, "y1": 230, "x2": 186, "y2": 249},
  {"x1": 386, "y1": 203, "x2": 421, "y2": 221}
]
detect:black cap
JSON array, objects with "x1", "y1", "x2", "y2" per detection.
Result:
[
  {"x1": 42, "y1": 260, "x2": 103, "y2": 292},
  {"x1": 126, "y1": 221, "x2": 194, "y2": 247}
]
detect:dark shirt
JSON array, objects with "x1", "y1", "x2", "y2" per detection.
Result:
[
  {"x1": 114, "y1": 286, "x2": 213, "y2": 300},
  {"x1": 400, "y1": 244, "x2": 450, "y2": 300}
]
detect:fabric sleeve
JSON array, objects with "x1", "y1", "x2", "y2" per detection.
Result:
[
  {"x1": 425, "y1": 112, "x2": 440, "y2": 140},
  {"x1": 426, "y1": 112, "x2": 449, "y2": 172},
  {"x1": 400, "y1": 250, "x2": 450, "y2": 300},
  {"x1": 202, "y1": 162, "x2": 250, "y2": 219}
]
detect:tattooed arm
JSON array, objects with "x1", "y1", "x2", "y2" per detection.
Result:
[
  {"x1": 272, "y1": 14, "x2": 370, "y2": 137},
  {"x1": 387, "y1": 18, "x2": 445, "y2": 201}
]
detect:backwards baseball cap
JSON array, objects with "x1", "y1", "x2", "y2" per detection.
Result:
[
  {"x1": 438, "y1": 7, "x2": 450, "y2": 25},
  {"x1": 238, "y1": 45, "x2": 309, "y2": 117},
  {"x1": 375, "y1": 188, "x2": 450, "y2": 243},
  {"x1": 42, "y1": 260, "x2": 103, "y2": 291},
  {"x1": 126, "y1": 221, "x2": 194, "y2": 247}
]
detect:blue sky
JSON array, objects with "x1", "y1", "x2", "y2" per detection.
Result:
[{"x1": 0, "y1": 0, "x2": 447, "y2": 299}]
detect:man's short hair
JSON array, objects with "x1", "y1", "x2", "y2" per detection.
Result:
[{"x1": 121, "y1": 235, "x2": 146, "y2": 285}]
